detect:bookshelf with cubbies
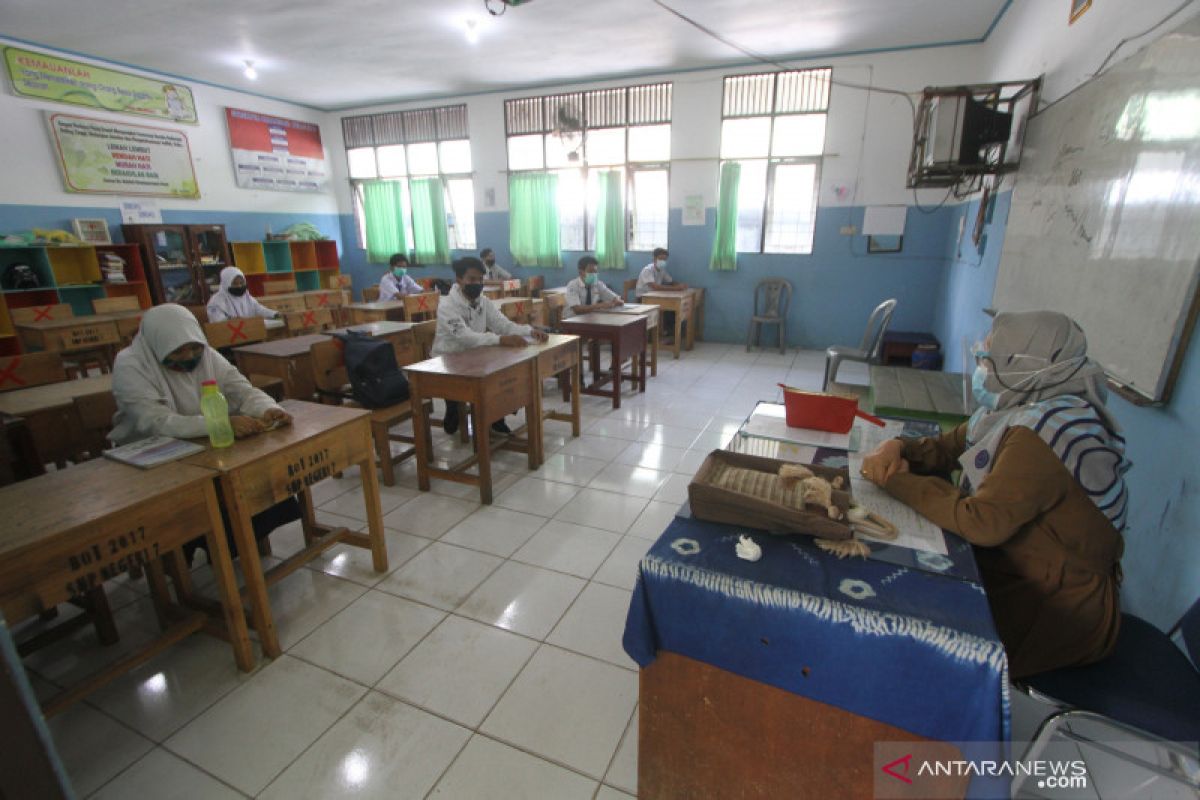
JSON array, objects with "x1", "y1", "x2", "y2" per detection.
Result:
[
  {"x1": 231, "y1": 239, "x2": 342, "y2": 296},
  {"x1": 0, "y1": 244, "x2": 151, "y2": 356}
]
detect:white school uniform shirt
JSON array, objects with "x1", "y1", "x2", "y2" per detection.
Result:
[
  {"x1": 111, "y1": 304, "x2": 280, "y2": 445},
  {"x1": 379, "y1": 271, "x2": 423, "y2": 301},
  {"x1": 635, "y1": 261, "x2": 674, "y2": 299},
  {"x1": 564, "y1": 276, "x2": 619, "y2": 318},
  {"x1": 484, "y1": 262, "x2": 513, "y2": 281},
  {"x1": 430, "y1": 284, "x2": 533, "y2": 356},
  {"x1": 206, "y1": 266, "x2": 277, "y2": 322}
]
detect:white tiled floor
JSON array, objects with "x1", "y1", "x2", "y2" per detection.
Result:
[{"x1": 27, "y1": 343, "x2": 827, "y2": 798}]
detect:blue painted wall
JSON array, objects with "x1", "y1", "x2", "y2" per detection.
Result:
[
  {"x1": 340, "y1": 204, "x2": 958, "y2": 349},
  {"x1": 931, "y1": 191, "x2": 1200, "y2": 630}
]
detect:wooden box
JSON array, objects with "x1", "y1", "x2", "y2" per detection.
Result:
[{"x1": 687, "y1": 449, "x2": 853, "y2": 540}]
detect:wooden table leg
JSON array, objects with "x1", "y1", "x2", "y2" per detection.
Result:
[
  {"x1": 571, "y1": 361, "x2": 581, "y2": 437},
  {"x1": 222, "y1": 477, "x2": 280, "y2": 659},
  {"x1": 685, "y1": 307, "x2": 696, "y2": 351},
  {"x1": 650, "y1": 323, "x2": 659, "y2": 377},
  {"x1": 473, "y1": 399, "x2": 493, "y2": 504},
  {"x1": 202, "y1": 482, "x2": 255, "y2": 671},
  {"x1": 410, "y1": 380, "x2": 432, "y2": 492},
  {"x1": 673, "y1": 308, "x2": 683, "y2": 359},
  {"x1": 611, "y1": 335, "x2": 623, "y2": 409},
  {"x1": 298, "y1": 488, "x2": 318, "y2": 546},
  {"x1": 85, "y1": 586, "x2": 119, "y2": 646},
  {"x1": 357, "y1": 425, "x2": 388, "y2": 572},
  {"x1": 639, "y1": 345, "x2": 647, "y2": 393},
  {"x1": 525, "y1": 397, "x2": 540, "y2": 470}
]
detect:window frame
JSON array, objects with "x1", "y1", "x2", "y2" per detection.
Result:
[
  {"x1": 343, "y1": 104, "x2": 476, "y2": 254},
  {"x1": 718, "y1": 69, "x2": 832, "y2": 255},
  {"x1": 504, "y1": 84, "x2": 672, "y2": 253}
]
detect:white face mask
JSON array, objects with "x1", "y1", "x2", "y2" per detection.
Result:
[{"x1": 655, "y1": 259, "x2": 666, "y2": 270}]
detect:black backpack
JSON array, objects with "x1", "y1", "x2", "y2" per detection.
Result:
[{"x1": 333, "y1": 330, "x2": 410, "y2": 408}]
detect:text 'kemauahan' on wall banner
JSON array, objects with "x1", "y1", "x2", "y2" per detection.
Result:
[
  {"x1": 6, "y1": 46, "x2": 197, "y2": 123},
  {"x1": 47, "y1": 112, "x2": 200, "y2": 198},
  {"x1": 225, "y1": 108, "x2": 328, "y2": 193}
]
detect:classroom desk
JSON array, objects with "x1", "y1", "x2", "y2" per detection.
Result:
[
  {"x1": 15, "y1": 315, "x2": 120, "y2": 355},
  {"x1": 604, "y1": 303, "x2": 661, "y2": 377},
  {"x1": 0, "y1": 375, "x2": 112, "y2": 465},
  {"x1": 481, "y1": 286, "x2": 504, "y2": 301},
  {"x1": 347, "y1": 301, "x2": 407, "y2": 324},
  {"x1": 183, "y1": 400, "x2": 386, "y2": 660},
  {"x1": 232, "y1": 334, "x2": 329, "y2": 400},
  {"x1": 330, "y1": 320, "x2": 416, "y2": 344},
  {"x1": 870, "y1": 365, "x2": 971, "y2": 428},
  {"x1": 0, "y1": 458, "x2": 252, "y2": 715},
  {"x1": 559, "y1": 313, "x2": 647, "y2": 409},
  {"x1": 530, "y1": 334, "x2": 582, "y2": 466},
  {"x1": 404, "y1": 345, "x2": 544, "y2": 504},
  {"x1": 494, "y1": 297, "x2": 544, "y2": 326},
  {"x1": 641, "y1": 290, "x2": 695, "y2": 359},
  {"x1": 259, "y1": 293, "x2": 307, "y2": 314},
  {"x1": 484, "y1": 279, "x2": 524, "y2": 297}
]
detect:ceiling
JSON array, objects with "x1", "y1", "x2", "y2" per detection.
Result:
[{"x1": 1, "y1": 0, "x2": 1009, "y2": 110}]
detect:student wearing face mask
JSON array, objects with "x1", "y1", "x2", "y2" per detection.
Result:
[
  {"x1": 206, "y1": 266, "x2": 279, "y2": 322},
  {"x1": 635, "y1": 247, "x2": 687, "y2": 300},
  {"x1": 565, "y1": 255, "x2": 623, "y2": 318},
  {"x1": 860, "y1": 311, "x2": 1129, "y2": 679},
  {"x1": 432, "y1": 257, "x2": 548, "y2": 434},
  {"x1": 480, "y1": 248, "x2": 512, "y2": 281},
  {"x1": 379, "y1": 253, "x2": 423, "y2": 301}
]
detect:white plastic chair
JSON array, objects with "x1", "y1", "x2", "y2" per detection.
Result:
[{"x1": 822, "y1": 298, "x2": 897, "y2": 389}]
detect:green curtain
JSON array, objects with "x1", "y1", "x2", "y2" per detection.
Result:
[
  {"x1": 709, "y1": 161, "x2": 741, "y2": 272},
  {"x1": 509, "y1": 172, "x2": 562, "y2": 268},
  {"x1": 410, "y1": 177, "x2": 451, "y2": 265},
  {"x1": 594, "y1": 170, "x2": 626, "y2": 270},
  {"x1": 362, "y1": 180, "x2": 407, "y2": 264}
]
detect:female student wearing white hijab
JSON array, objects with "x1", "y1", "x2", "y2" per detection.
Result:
[
  {"x1": 111, "y1": 303, "x2": 298, "y2": 559},
  {"x1": 207, "y1": 266, "x2": 279, "y2": 322}
]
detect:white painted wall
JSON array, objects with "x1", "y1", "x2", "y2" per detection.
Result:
[
  {"x1": 981, "y1": 0, "x2": 1200, "y2": 104},
  {"x1": 0, "y1": 37, "x2": 344, "y2": 216},
  {"x1": 328, "y1": 44, "x2": 987, "y2": 217}
]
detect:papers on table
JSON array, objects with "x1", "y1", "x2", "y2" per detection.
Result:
[
  {"x1": 739, "y1": 402, "x2": 863, "y2": 451},
  {"x1": 104, "y1": 436, "x2": 205, "y2": 469}
]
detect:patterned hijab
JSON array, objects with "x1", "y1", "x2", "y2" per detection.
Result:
[{"x1": 961, "y1": 312, "x2": 1131, "y2": 530}]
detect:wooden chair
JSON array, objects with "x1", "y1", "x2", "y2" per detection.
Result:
[
  {"x1": 362, "y1": 286, "x2": 381, "y2": 303},
  {"x1": 265, "y1": 277, "x2": 298, "y2": 294},
  {"x1": 9, "y1": 304, "x2": 73, "y2": 326},
  {"x1": 73, "y1": 391, "x2": 118, "y2": 460},
  {"x1": 403, "y1": 292, "x2": 439, "y2": 322},
  {"x1": 284, "y1": 308, "x2": 334, "y2": 336},
  {"x1": 184, "y1": 305, "x2": 209, "y2": 325},
  {"x1": 543, "y1": 293, "x2": 568, "y2": 331},
  {"x1": 203, "y1": 317, "x2": 268, "y2": 349},
  {"x1": 623, "y1": 278, "x2": 638, "y2": 302},
  {"x1": 499, "y1": 299, "x2": 535, "y2": 326},
  {"x1": 0, "y1": 413, "x2": 44, "y2": 485},
  {"x1": 411, "y1": 320, "x2": 437, "y2": 359},
  {"x1": 58, "y1": 322, "x2": 120, "y2": 378},
  {"x1": 9, "y1": 305, "x2": 109, "y2": 377},
  {"x1": 309, "y1": 337, "x2": 431, "y2": 486},
  {"x1": 260, "y1": 295, "x2": 305, "y2": 314},
  {"x1": 91, "y1": 296, "x2": 140, "y2": 314},
  {"x1": 526, "y1": 275, "x2": 544, "y2": 298},
  {"x1": 0, "y1": 352, "x2": 68, "y2": 393}
]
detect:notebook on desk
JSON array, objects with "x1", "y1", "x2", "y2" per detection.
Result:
[{"x1": 104, "y1": 436, "x2": 206, "y2": 469}]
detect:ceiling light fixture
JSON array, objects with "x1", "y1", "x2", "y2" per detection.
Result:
[
  {"x1": 464, "y1": 18, "x2": 479, "y2": 44},
  {"x1": 243, "y1": 60, "x2": 258, "y2": 80}
]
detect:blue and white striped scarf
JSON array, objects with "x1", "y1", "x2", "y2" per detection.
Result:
[{"x1": 960, "y1": 396, "x2": 1131, "y2": 531}]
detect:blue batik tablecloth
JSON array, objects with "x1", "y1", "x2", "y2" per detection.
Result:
[{"x1": 623, "y1": 513, "x2": 1011, "y2": 797}]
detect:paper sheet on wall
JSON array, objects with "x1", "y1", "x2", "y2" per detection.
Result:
[
  {"x1": 862, "y1": 205, "x2": 908, "y2": 236},
  {"x1": 740, "y1": 402, "x2": 862, "y2": 450},
  {"x1": 848, "y1": 422, "x2": 948, "y2": 555}
]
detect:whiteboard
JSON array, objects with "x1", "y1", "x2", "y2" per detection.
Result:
[{"x1": 993, "y1": 17, "x2": 1200, "y2": 402}]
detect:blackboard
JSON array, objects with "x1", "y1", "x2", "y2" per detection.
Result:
[{"x1": 993, "y1": 17, "x2": 1200, "y2": 403}]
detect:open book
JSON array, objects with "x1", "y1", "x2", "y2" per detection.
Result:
[{"x1": 104, "y1": 436, "x2": 205, "y2": 469}]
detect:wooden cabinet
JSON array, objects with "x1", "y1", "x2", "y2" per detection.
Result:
[
  {"x1": 121, "y1": 224, "x2": 231, "y2": 306},
  {"x1": 230, "y1": 239, "x2": 342, "y2": 295}
]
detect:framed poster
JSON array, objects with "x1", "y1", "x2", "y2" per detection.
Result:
[
  {"x1": 72, "y1": 218, "x2": 112, "y2": 244},
  {"x1": 5, "y1": 46, "x2": 197, "y2": 123},
  {"x1": 225, "y1": 108, "x2": 328, "y2": 192},
  {"x1": 48, "y1": 113, "x2": 200, "y2": 198}
]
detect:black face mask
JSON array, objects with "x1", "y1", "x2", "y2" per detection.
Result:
[
  {"x1": 229, "y1": 285, "x2": 248, "y2": 297},
  {"x1": 164, "y1": 355, "x2": 202, "y2": 372},
  {"x1": 462, "y1": 283, "x2": 484, "y2": 301}
]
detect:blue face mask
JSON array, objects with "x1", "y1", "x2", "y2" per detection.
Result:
[
  {"x1": 972, "y1": 364, "x2": 1000, "y2": 409},
  {"x1": 583, "y1": 273, "x2": 598, "y2": 286},
  {"x1": 392, "y1": 267, "x2": 407, "y2": 278}
]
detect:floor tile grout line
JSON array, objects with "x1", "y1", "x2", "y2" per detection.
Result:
[{"x1": 598, "y1": 700, "x2": 640, "y2": 792}]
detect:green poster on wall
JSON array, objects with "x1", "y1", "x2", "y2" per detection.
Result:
[
  {"x1": 5, "y1": 46, "x2": 198, "y2": 124},
  {"x1": 48, "y1": 113, "x2": 200, "y2": 198}
]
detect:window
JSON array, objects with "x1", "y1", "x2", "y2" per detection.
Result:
[
  {"x1": 717, "y1": 69, "x2": 831, "y2": 255},
  {"x1": 342, "y1": 104, "x2": 475, "y2": 261},
  {"x1": 504, "y1": 83, "x2": 672, "y2": 263}
]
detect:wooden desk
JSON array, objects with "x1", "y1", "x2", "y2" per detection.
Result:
[
  {"x1": 559, "y1": 313, "x2": 647, "y2": 409},
  {"x1": 232, "y1": 334, "x2": 329, "y2": 400},
  {"x1": 405, "y1": 346, "x2": 542, "y2": 504},
  {"x1": 16, "y1": 316, "x2": 121, "y2": 354},
  {"x1": 184, "y1": 400, "x2": 386, "y2": 659},
  {"x1": 641, "y1": 290, "x2": 694, "y2": 359},
  {"x1": 605, "y1": 303, "x2": 661, "y2": 377},
  {"x1": 330, "y1": 320, "x2": 415, "y2": 342},
  {"x1": 530, "y1": 335, "x2": 582, "y2": 466},
  {"x1": 482, "y1": 286, "x2": 504, "y2": 301},
  {"x1": 347, "y1": 301, "x2": 406, "y2": 324},
  {"x1": 0, "y1": 459, "x2": 251, "y2": 715},
  {"x1": 0, "y1": 375, "x2": 112, "y2": 466},
  {"x1": 484, "y1": 279, "x2": 524, "y2": 298},
  {"x1": 494, "y1": 297, "x2": 544, "y2": 326},
  {"x1": 259, "y1": 293, "x2": 307, "y2": 314},
  {"x1": 869, "y1": 365, "x2": 970, "y2": 428},
  {"x1": 688, "y1": 287, "x2": 705, "y2": 343}
]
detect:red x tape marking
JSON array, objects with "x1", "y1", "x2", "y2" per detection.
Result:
[
  {"x1": 0, "y1": 357, "x2": 26, "y2": 388},
  {"x1": 33, "y1": 306, "x2": 54, "y2": 321},
  {"x1": 303, "y1": 311, "x2": 317, "y2": 326},
  {"x1": 227, "y1": 320, "x2": 248, "y2": 342}
]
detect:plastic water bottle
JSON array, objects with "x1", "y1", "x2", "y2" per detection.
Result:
[{"x1": 200, "y1": 380, "x2": 235, "y2": 448}]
